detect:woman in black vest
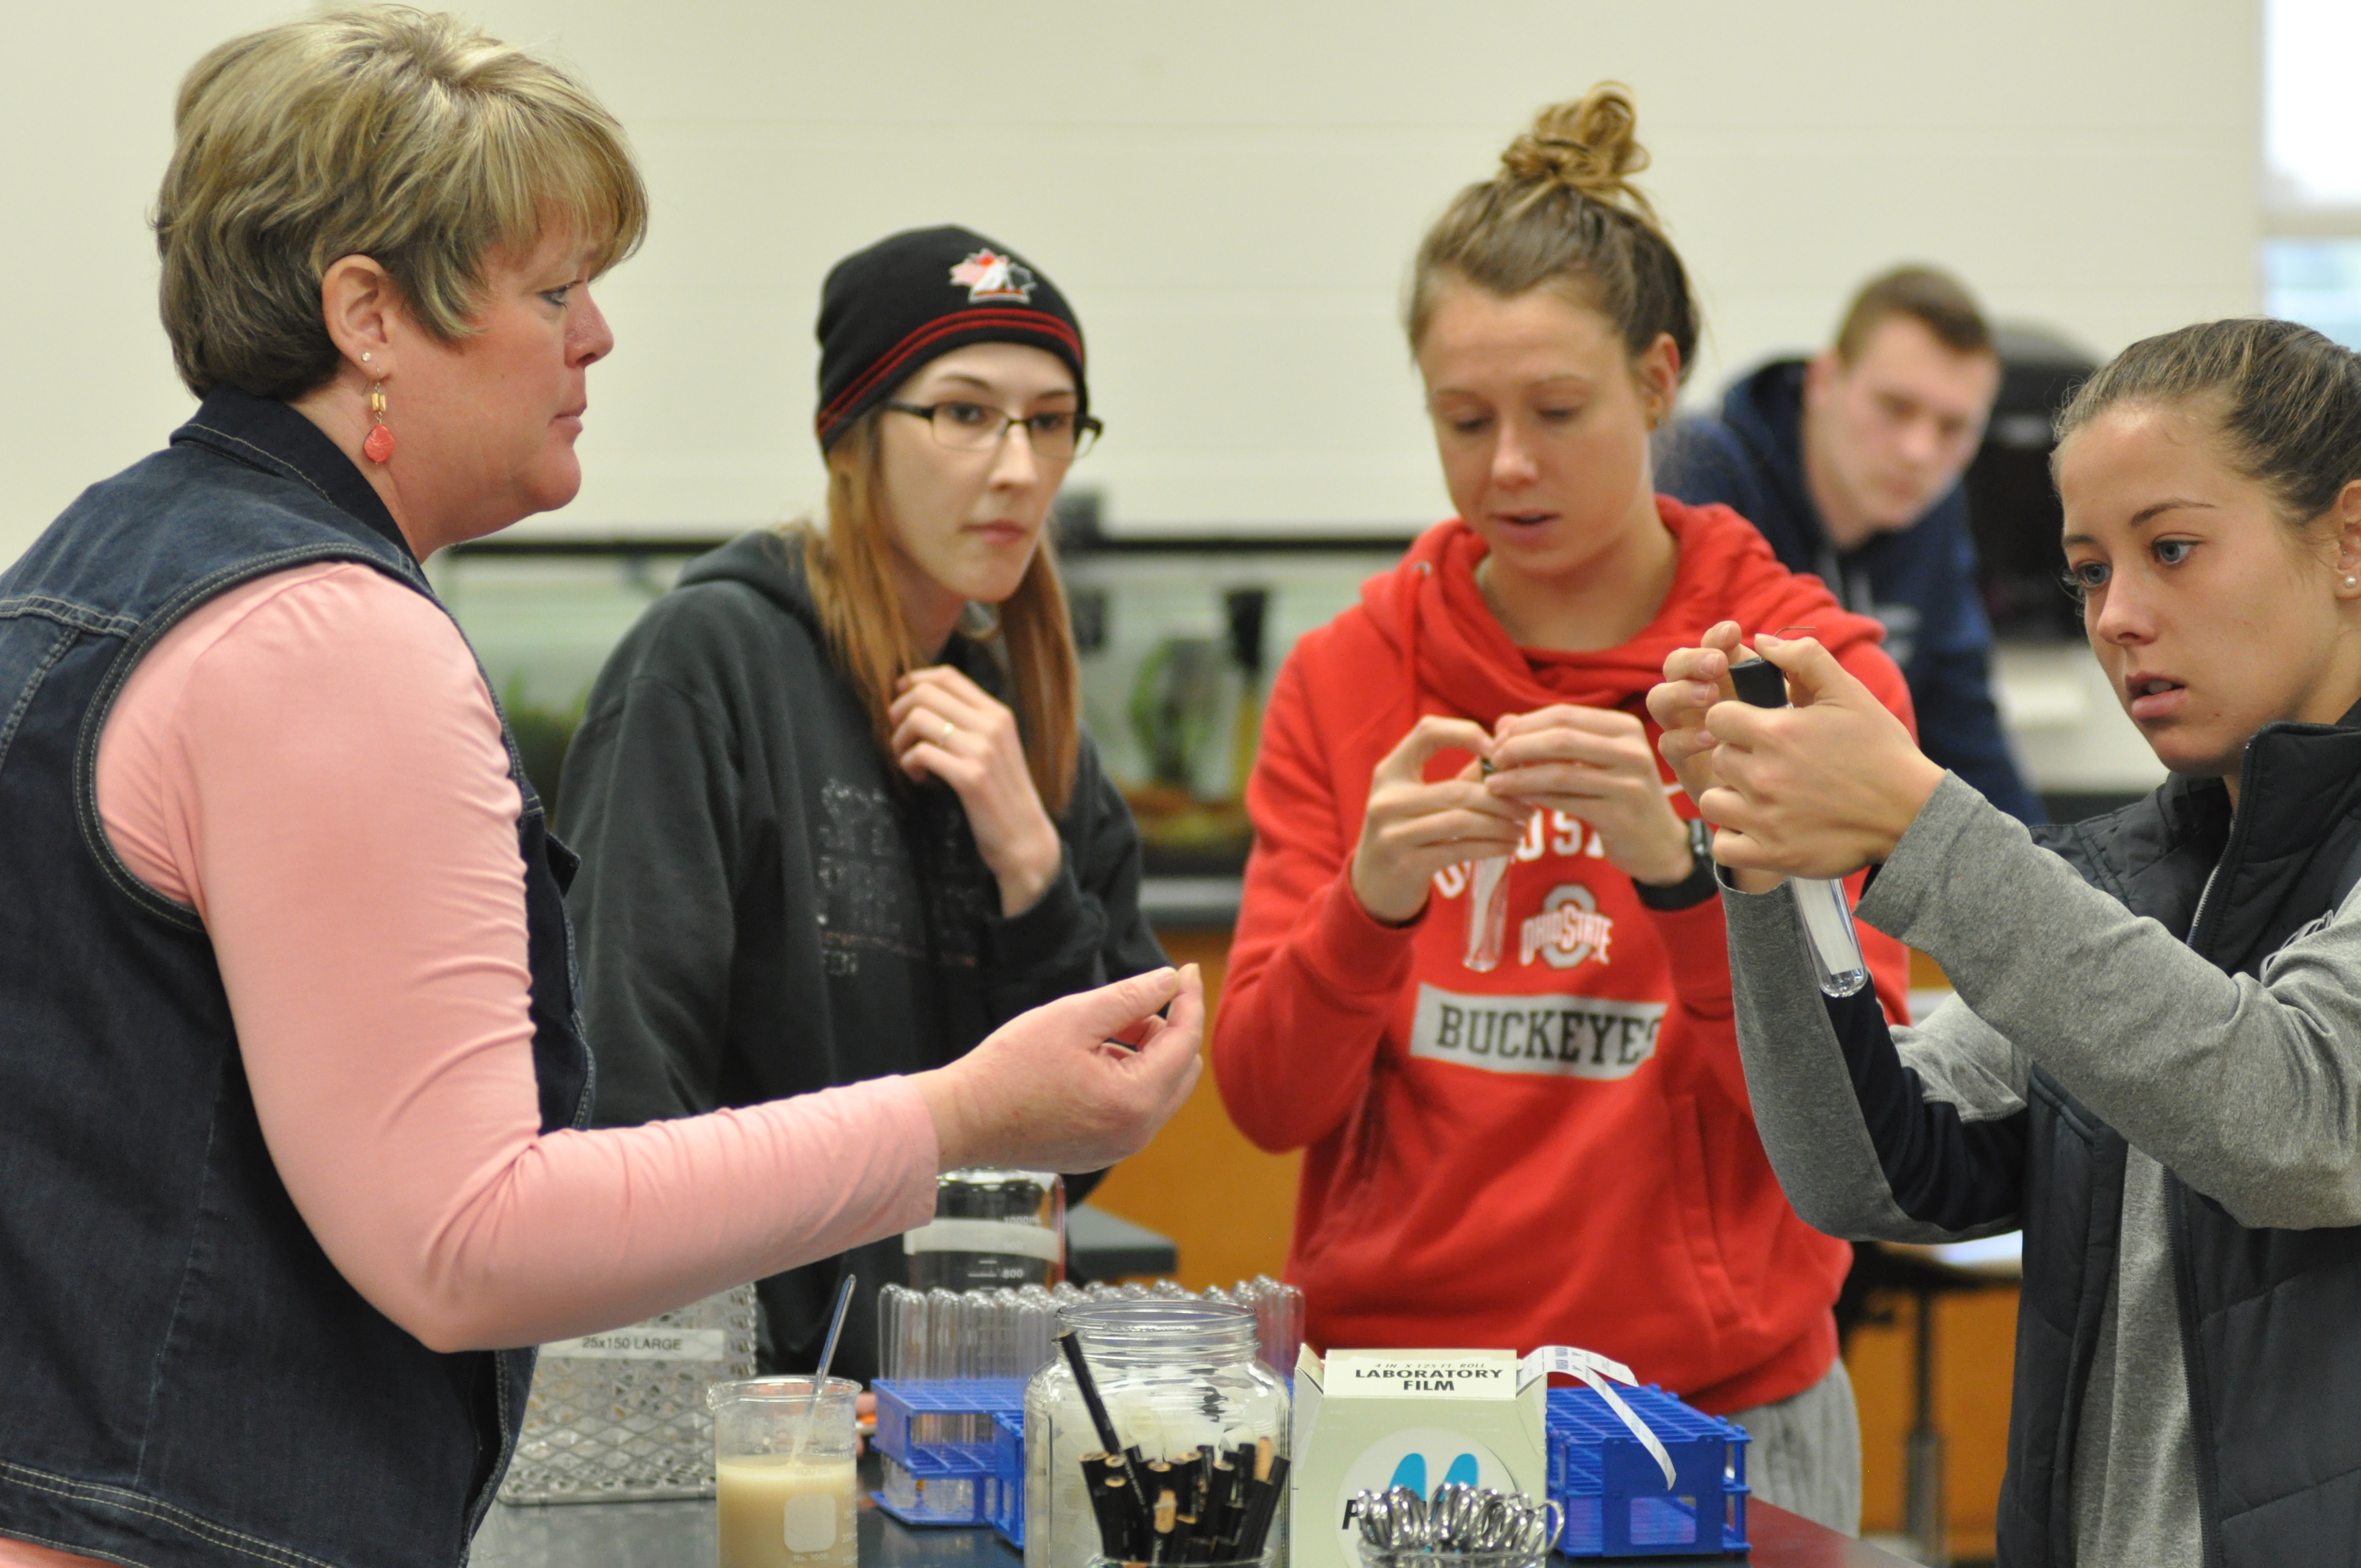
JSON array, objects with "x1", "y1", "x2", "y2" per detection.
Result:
[
  {"x1": 0, "y1": 13, "x2": 1199, "y2": 1568},
  {"x1": 1649, "y1": 317, "x2": 2361, "y2": 1567}
]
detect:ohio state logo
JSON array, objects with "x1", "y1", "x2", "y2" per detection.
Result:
[
  {"x1": 1521, "y1": 883, "x2": 1613, "y2": 969},
  {"x1": 949, "y1": 249, "x2": 1036, "y2": 302}
]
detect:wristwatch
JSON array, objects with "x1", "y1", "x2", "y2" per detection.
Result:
[{"x1": 1634, "y1": 815, "x2": 1719, "y2": 911}]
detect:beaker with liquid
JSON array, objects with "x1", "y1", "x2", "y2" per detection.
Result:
[{"x1": 709, "y1": 1375, "x2": 861, "y2": 1568}]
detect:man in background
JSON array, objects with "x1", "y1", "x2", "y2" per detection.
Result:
[{"x1": 1658, "y1": 265, "x2": 2042, "y2": 822}]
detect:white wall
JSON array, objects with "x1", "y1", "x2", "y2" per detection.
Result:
[
  {"x1": 0, "y1": 0, "x2": 2260, "y2": 561},
  {"x1": 0, "y1": 0, "x2": 297, "y2": 563}
]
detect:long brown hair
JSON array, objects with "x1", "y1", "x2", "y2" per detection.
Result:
[
  {"x1": 1407, "y1": 83, "x2": 1698, "y2": 386},
  {"x1": 797, "y1": 407, "x2": 1082, "y2": 815}
]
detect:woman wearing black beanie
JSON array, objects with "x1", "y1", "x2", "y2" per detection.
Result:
[{"x1": 556, "y1": 226, "x2": 1165, "y2": 1380}]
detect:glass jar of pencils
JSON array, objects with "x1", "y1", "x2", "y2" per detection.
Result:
[{"x1": 1025, "y1": 1299, "x2": 1290, "y2": 1568}]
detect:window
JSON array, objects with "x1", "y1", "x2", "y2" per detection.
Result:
[{"x1": 2263, "y1": 0, "x2": 2361, "y2": 345}]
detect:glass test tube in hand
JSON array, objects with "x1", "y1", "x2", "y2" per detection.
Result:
[
  {"x1": 1725, "y1": 655, "x2": 1870, "y2": 999},
  {"x1": 1463, "y1": 851, "x2": 1511, "y2": 973}
]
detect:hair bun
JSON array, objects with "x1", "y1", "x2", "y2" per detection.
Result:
[{"x1": 1500, "y1": 83, "x2": 1658, "y2": 225}]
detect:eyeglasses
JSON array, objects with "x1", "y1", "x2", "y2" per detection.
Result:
[{"x1": 883, "y1": 399, "x2": 1102, "y2": 461}]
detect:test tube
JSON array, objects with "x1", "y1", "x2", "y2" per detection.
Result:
[
  {"x1": 1270, "y1": 1283, "x2": 1303, "y2": 1376},
  {"x1": 920, "y1": 1286, "x2": 961, "y2": 1444},
  {"x1": 1462, "y1": 854, "x2": 1511, "y2": 972},
  {"x1": 1726, "y1": 654, "x2": 1871, "y2": 999},
  {"x1": 1018, "y1": 1286, "x2": 1056, "y2": 1378},
  {"x1": 1244, "y1": 1275, "x2": 1304, "y2": 1376},
  {"x1": 926, "y1": 1287, "x2": 962, "y2": 1377},
  {"x1": 958, "y1": 1291, "x2": 993, "y2": 1441},
  {"x1": 998, "y1": 1288, "x2": 1027, "y2": 1379},
  {"x1": 877, "y1": 1283, "x2": 919, "y2": 1381}
]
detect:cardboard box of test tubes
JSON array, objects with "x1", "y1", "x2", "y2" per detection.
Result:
[{"x1": 1290, "y1": 1347, "x2": 1551, "y2": 1568}]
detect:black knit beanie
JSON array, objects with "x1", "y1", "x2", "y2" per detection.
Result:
[{"x1": 813, "y1": 225, "x2": 1086, "y2": 451}]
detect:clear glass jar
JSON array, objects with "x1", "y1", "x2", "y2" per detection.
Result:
[{"x1": 1024, "y1": 1300, "x2": 1290, "y2": 1568}]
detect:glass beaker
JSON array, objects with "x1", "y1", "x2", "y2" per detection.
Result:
[
  {"x1": 906, "y1": 1168, "x2": 1067, "y2": 1291},
  {"x1": 1025, "y1": 1300, "x2": 1290, "y2": 1568},
  {"x1": 709, "y1": 1375, "x2": 861, "y2": 1568}
]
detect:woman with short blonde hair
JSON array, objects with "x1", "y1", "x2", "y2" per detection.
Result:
[
  {"x1": 0, "y1": 14, "x2": 1199, "y2": 1567},
  {"x1": 557, "y1": 227, "x2": 1165, "y2": 1381}
]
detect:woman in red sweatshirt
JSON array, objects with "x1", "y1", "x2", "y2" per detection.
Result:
[{"x1": 1212, "y1": 86, "x2": 1914, "y2": 1533}]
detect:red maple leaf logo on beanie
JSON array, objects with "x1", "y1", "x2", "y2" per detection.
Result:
[{"x1": 949, "y1": 249, "x2": 1036, "y2": 303}]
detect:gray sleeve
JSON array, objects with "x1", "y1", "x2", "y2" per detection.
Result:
[
  {"x1": 1859, "y1": 772, "x2": 2361, "y2": 1230},
  {"x1": 1727, "y1": 884, "x2": 2028, "y2": 1243}
]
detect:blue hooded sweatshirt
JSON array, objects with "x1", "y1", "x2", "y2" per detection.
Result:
[{"x1": 1656, "y1": 358, "x2": 2043, "y2": 824}]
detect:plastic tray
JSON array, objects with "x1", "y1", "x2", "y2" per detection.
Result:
[
  {"x1": 1544, "y1": 1384, "x2": 1749, "y2": 1557},
  {"x1": 987, "y1": 1411, "x2": 1026, "y2": 1548},
  {"x1": 870, "y1": 1378, "x2": 1029, "y2": 1529}
]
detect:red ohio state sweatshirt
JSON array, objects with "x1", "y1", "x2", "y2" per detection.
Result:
[{"x1": 1214, "y1": 499, "x2": 1915, "y2": 1414}]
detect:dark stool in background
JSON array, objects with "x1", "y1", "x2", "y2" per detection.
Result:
[{"x1": 1065, "y1": 1203, "x2": 1179, "y2": 1284}]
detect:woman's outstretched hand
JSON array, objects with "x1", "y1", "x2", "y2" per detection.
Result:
[
  {"x1": 890, "y1": 665, "x2": 1064, "y2": 917},
  {"x1": 1350, "y1": 715, "x2": 1526, "y2": 924},
  {"x1": 1689, "y1": 632, "x2": 1945, "y2": 880},
  {"x1": 915, "y1": 966, "x2": 1205, "y2": 1172}
]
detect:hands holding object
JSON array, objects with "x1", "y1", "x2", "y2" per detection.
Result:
[
  {"x1": 1350, "y1": 716, "x2": 1525, "y2": 925},
  {"x1": 1347, "y1": 705, "x2": 1694, "y2": 928},
  {"x1": 890, "y1": 664, "x2": 1064, "y2": 917},
  {"x1": 1646, "y1": 621, "x2": 1943, "y2": 997},
  {"x1": 1483, "y1": 703, "x2": 1693, "y2": 886},
  {"x1": 1646, "y1": 621, "x2": 1945, "y2": 883}
]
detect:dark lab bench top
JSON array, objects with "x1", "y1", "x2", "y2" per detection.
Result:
[{"x1": 470, "y1": 1485, "x2": 1913, "y2": 1568}]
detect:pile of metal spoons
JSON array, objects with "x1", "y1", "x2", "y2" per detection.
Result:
[{"x1": 1351, "y1": 1481, "x2": 1564, "y2": 1562}]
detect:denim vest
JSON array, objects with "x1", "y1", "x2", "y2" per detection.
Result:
[{"x1": 0, "y1": 388, "x2": 591, "y2": 1567}]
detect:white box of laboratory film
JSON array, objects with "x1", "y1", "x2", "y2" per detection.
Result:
[{"x1": 1290, "y1": 1348, "x2": 1549, "y2": 1568}]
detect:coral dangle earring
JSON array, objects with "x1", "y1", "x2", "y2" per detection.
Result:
[{"x1": 362, "y1": 383, "x2": 396, "y2": 463}]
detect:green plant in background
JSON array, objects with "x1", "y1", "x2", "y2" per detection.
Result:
[
  {"x1": 1127, "y1": 636, "x2": 1223, "y2": 792},
  {"x1": 501, "y1": 674, "x2": 587, "y2": 820}
]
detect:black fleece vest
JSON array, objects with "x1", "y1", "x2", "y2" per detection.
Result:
[
  {"x1": 0, "y1": 388, "x2": 591, "y2": 1567},
  {"x1": 2000, "y1": 715, "x2": 2361, "y2": 1567}
]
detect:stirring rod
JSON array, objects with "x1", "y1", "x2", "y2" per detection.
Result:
[{"x1": 788, "y1": 1272, "x2": 857, "y2": 1463}]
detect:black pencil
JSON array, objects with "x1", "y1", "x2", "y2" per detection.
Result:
[
  {"x1": 1105, "y1": 1474, "x2": 1142, "y2": 1559},
  {"x1": 1238, "y1": 1453, "x2": 1290, "y2": 1559},
  {"x1": 1204, "y1": 1456, "x2": 1241, "y2": 1553},
  {"x1": 1060, "y1": 1330, "x2": 1151, "y2": 1523},
  {"x1": 1083, "y1": 1455, "x2": 1131, "y2": 1556},
  {"x1": 1150, "y1": 1487, "x2": 1178, "y2": 1565}
]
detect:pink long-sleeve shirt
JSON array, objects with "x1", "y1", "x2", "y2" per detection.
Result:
[{"x1": 0, "y1": 562, "x2": 938, "y2": 1568}]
